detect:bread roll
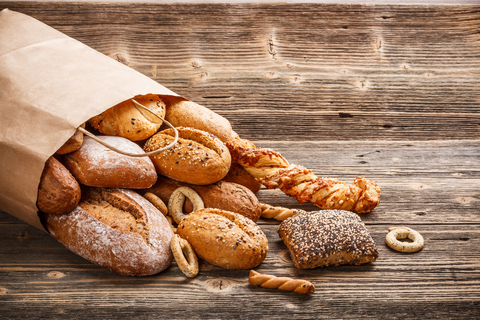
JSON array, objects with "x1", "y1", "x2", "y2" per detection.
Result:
[
  {"x1": 63, "y1": 135, "x2": 157, "y2": 189},
  {"x1": 143, "y1": 127, "x2": 231, "y2": 185},
  {"x1": 144, "y1": 175, "x2": 261, "y2": 222},
  {"x1": 277, "y1": 210, "x2": 379, "y2": 269},
  {"x1": 177, "y1": 208, "x2": 268, "y2": 269},
  {"x1": 56, "y1": 123, "x2": 85, "y2": 155},
  {"x1": 43, "y1": 188, "x2": 174, "y2": 276},
  {"x1": 89, "y1": 94, "x2": 166, "y2": 141},
  {"x1": 222, "y1": 162, "x2": 262, "y2": 194},
  {"x1": 37, "y1": 156, "x2": 81, "y2": 215},
  {"x1": 160, "y1": 95, "x2": 233, "y2": 143}
]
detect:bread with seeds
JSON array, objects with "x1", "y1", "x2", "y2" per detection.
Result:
[
  {"x1": 277, "y1": 210, "x2": 378, "y2": 269},
  {"x1": 42, "y1": 187, "x2": 174, "y2": 276},
  {"x1": 143, "y1": 127, "x2": 231, "y2": 185},
  {"x1": 177, "y1": 208, "x2": 268, "y2": 269}
]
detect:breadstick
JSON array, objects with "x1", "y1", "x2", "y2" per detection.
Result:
[
  {"x1": 248, "y1": 270, "x2": 315, "y2": 294},
  {"x1": 227, "y1": 137, "x2": 380, "y2": 213},
  {"x1": 260, "y1": 203, "x2": 306, "y2": 221}
]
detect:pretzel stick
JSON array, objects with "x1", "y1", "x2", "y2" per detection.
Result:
[
  {"x1": 249, "y1": 270, "x2": 315, "y2": 294},
  {"x1": 260, "y1": 203, "x2": 306, "y2": 221},
  {"x1": 227, "y1": 136, "x2": 381, "y2": 213}
]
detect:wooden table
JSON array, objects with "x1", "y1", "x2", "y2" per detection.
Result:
[{"x1": 1, "y1": 1, "x2": 479, "y2": 319}]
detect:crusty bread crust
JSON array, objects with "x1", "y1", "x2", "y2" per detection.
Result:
[
  {"x1": 277, "y1": 210, "x2": 378, "y2": 269},
  {"x1": 55, "y1": 123, "x2": 85, "y2": 155},
  {"x1": 144, "y1": 127, "x2": 231, "y2": 185},
  {"x1": 177, "y1": 208, "x2": 268, "y2": 269},
  {"x1": 43, "y1": 188, "x2": 174, "y2": 276},
  {"x1": 64, "y1": 135, "x2": 157, "y2": 189},
  {"x1": 222, "y1": 162, "x2": 262, "y2": 194}
]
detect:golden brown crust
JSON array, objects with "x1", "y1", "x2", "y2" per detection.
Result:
[
  {"x1": 260, "y1": 203, "x2": 306, "y2": 221},
  {"x1": 89, "y1": 94, "x2": 166, "y2": 141},
  {"x1": 161, "y1": 95, "x2": 233, "y2": 143},
  {"x1": 222, "y1": 162, "x2": 262, "y2": 194},
  {"x1": 43, "y1": 188, "x2": 174, "y2": 276},
  {"x1": 36, "y1": 156, "x2": 81, "y2": 215},
  {"x1": 177, "y1": 208, "x2": 268, "y2": 269},
  {"x1": 63, "y1": 135, "x2": 157, "y2": 189},
  {"x1": 277, "y1": 210, "x2": 379, "y2": 269},
  {"x1": 55, "y1": 123, "x2": 85, "y2": 155},
  {"x1": 144, "y1": 175, "x2": 262, "y2": 222},
  {"x1": 143, "y1": 127, "x2": 231, "y2": 185},
  {"x1": 227, "y1": 138, "x2": 381, "y2": 213},
  {"x1": 248, "y1": 270, "x2": 315, "y2": 294}
]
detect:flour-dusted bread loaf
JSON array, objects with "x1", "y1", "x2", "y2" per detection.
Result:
[
  {"x1": 42, "y1": 188, "x2": 174, "y2": 276},
  {"x1": 144, "y1": 175, "x2": 261, "y2": 222},
  {"x1": 177, "y1": 208, "x2": 268, "y2": 269},
  {"x1": 37, "y1": 156, "x2": 81, "y2": 216},
  {"x1": 63, "y1": 135, "x2": 157, "y2": 189},
  {"x1": 160, "y1": 95, "x2": 233, "y2": 143},
  {"x1": 89, "y1": 94, "x2": 166, "y2": 141},
  {"x1": 277, "y1": 210, "x2": 379, "y2": 269},
  {"x1": 143, "y1": 127, "x2": 231, "y2": 185}
]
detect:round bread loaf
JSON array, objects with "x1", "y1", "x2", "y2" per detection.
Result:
[
  {"x1": 42, "y1": 188, "x2": 174, "y2": 276},
  {"x1": 143, "y1": 127, "x2": 231, "y2": 185},
  {"x1": 144, "y1": 175, "x2": 261, "y2": 222},
  {"x1": 222, "y1": 162, "x2": 262, "y2": 194},
  {"x1": 177, "y1": 208, "x2": 268, "y2": 269},
  {"x1": 160, "y1": 95, "x2": 233, "y2": 143},
  {"x1": 89, "y1": 94, "x2": 166, "y2": 141},
  {"x1": 37, "y1": 156, "x2": 81, "y2": 215},
  {"x1": 63, "y1": 135, "x2": 157, "y2": 189}
]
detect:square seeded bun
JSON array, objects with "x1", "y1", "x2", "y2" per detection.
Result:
[{"x1": 277, "y1": 210, "x2": 378, "y2": 269}]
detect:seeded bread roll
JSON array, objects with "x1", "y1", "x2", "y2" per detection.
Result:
[
  {"x1": 63, "y1": 135, "x2": 157, "y2": 189},
  {"x1": 160, "y1": 95, "x2": 233, "y2": 143},
  {"x1": 37, "y1": 156, "x2": 81, "y2": 215},
  {"x1": 56, "y1": 123, "x2": 85, "y2": 155},
  {"x1": 143, "y1": 127, "x2": 231, "y2": 185},
  {"x1": 89, "y1": 94, "x2": 166, "y2": 141},
  {"x1": 277, "y1": 210, "x2": 378, "y2": 269},
  {"x1": 144, "y1": 175, "x2": 261, "y2": 222},
  {"x1": 42, "y1": 188, "x2": 174, "y2": 276},
  {"x1": 177, "y1": 208, "x2": 268, "y2": 269}
]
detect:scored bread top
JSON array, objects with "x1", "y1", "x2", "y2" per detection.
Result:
[{"x1": 277, "y1": 210, "x2": 378, "y2": 269}]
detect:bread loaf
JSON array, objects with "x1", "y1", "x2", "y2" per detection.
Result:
[
  {"x1": 144, "y1": 175, "x2": 262, "y2": 222},
  {"x1": 42, "y1": 187, "x2": 174, "y2": 276},
  {"x1": 63, "y1": 135, "x2": 157, "y2": 189},
  {"x1": 143, "y1": 127, "x2": 231, "y2": 185},
  {"x1": 222, "y1": 162, "x2": 262, "y2": 194},
  {"x1": 177, "y1": 208, "x2": 268, "y2": 269},
  {"x1": 37, "y1": 156, "x2": 81, "y2": 215},
  {"x1": 160, "y1": 95, "x2": 233, "y2": 143},
  {"x1": 277, "y1": 210, "x2": 379, "y2": 269},
  {"x1": 89, "y1": 94, "x2": 166, "y2": 141},
  {"x1": 56, "y1": 123, "x2": 85, "y2": 155}
]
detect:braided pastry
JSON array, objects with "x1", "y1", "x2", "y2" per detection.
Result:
[
  {"x1": 260, "y1": 203, "x2": 306, "y2": 221},
  {"x1": 227, "y1": 137, "x2": 380, "y2": 213},
  {"x1": 248, "y1": 270, "x2": 315, "y2": 294}
]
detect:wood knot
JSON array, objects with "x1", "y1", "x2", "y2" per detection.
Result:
[
  {"x1": 115, "y1": 53, "x2": 129, "y2": 66},
  {"x1": 205, "y1": 278, "x2": 233, "y2": 293},
  {"x1": 0, "y1": 287, "x2": 7, "y2": 295},
  {"x1": 48, "y1": 271, "x2": 66, "y2": 279},
  {"x1": 18, "y1": 230, "x2": 31, "y2": 241},
  {"x1": 191, "y1": 61, "x2": 202, "y2": 69}
]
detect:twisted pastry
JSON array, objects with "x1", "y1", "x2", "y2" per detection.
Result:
[
  {"x1": 227, "y1": 136, "x2": 380, "y2": 213},
  {"x1": 260, "y1": 203, "x2": 306, "y2": 221},
  {"x1": 248, "y1": 270, "x2": 315, "y2": 294}
]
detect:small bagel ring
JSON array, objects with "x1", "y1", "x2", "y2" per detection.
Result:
[
  {"x1": 170, "y1": 234, "x2": 199, "y2": 278},
  {"x1": 386, "y1": 227, "x2": 424, "y2": 253},
  {"x1": 143, "y1": 192, "x2": 168, "y2": 216},
  {"x1": 168, "y1": 187, "x2": 204, "y2": 224}
]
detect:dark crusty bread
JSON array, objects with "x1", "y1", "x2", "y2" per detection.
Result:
[
  {"x1": 36, "y1": 156, "x2": 81, "y2": 215},
  {"x1": 177, "y1": 208, "x2": 268, "y2": 269},
  {"x1": 43, "y1": 188, "x2": 174, "y2": 276},
  {"x1": 222, "y1": 162, "x2": 262, "y2": 194},
  {"x1": 144, "y1": 175, "x2": 261, "y2": 222},
  {"x1": 56, "y1": 123, "x2": 85, "y2": 155},
  {"x1": 89, "y1": 94, "x2": 166, "y2": 141},
  {"x1": 277, "y1": 210, "x2": 378, "y2": 269},
  {"x1": 143, "y1": 127, "x2": 231, "y2": 185},
  {"x1": 63, "y1": 135, "x2": 157, "y2": 189},
  {"x1": 160, "y1": 95, "x2": 233, "y2": 143}
]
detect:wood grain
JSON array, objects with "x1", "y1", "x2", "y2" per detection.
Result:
[{"x1": 0, "y1": 2, "x2": 479, "y2": 319}]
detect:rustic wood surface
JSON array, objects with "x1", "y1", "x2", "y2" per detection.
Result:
[{"x1": 1, "y1": 1, "x2": 479, "y2": 319}]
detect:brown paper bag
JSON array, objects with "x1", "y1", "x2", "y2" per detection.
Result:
[{"x1": 0, "y1": 9, "x2": 179, "y2": 231}]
